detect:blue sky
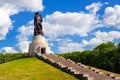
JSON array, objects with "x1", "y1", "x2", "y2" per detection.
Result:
[{"x1": 0, "y1": 0, "x2": 120, "y2": 53}]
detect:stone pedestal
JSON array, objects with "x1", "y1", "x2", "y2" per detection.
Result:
[{"x1": 28, "y1": 35, "x2": 52, "y2": 54}]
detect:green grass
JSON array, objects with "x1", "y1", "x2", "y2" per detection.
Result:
[{"x1": 0, "y1": 58, "x2": 77, "y2": 80}]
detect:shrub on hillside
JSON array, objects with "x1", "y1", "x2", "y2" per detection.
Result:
[
  {"x1": 0, "y1": 53, "x2": 23, "y2": 64},
  {"x1": 59, "y1": 42, "x2": 120, "y2": 74}
]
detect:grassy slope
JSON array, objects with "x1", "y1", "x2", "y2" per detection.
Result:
[{"x1": 0, "y1": 58, "x2": 77, "y2": 80}]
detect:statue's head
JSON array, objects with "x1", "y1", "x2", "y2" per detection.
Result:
[
  {"x1": 35, "y1": 12, "x2": 39, "y2": 15},
  {"x1": 34, "y1": 12, "x2": 42, "y2": 20}
]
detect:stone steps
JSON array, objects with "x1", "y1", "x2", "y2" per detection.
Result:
[{"x1": 36, "y1": 54, "x2": 120, "y2": 80}]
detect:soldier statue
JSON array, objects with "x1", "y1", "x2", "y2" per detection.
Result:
[{"x1": 34, "y1": 12, "x2": 44, "y2": 36}]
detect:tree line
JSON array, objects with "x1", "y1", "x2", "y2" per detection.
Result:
[
  {"x1": 0, "y1": 53, "x2": 24, "y2": 64},
  {"x1": 59, "y1": 42, "x2": 120, "y2": 74}
]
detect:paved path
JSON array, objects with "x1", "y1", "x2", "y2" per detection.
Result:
[{"x1": 36, "y1": 54, "x2": 120, "y2": 80}]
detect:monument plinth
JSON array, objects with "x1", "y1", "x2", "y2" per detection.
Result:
[
  {"x1": 28, "y1": 35, "x2": 51, "y2": 54},
  {"x1": 28, "y1": 12, "x2": 52, "y2": 55}
]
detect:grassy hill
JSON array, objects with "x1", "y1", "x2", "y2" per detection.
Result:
[{"x1": 0, "y1": 58, "x2": 77, "y2": 80}]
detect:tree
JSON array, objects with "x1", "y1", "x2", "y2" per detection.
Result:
[
  {"x1": 117, "y1": 43, "x2": 120, "y2": 53},
  {"x1": 93, "y1": 42, "x2": 116, "y2": 54},
  {"x1": 59, "y1": 42, "x2": 120, "y2": 74}
]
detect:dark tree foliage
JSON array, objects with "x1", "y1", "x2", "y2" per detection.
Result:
[
  {"x1": 0, "y1": 53, "x2": 23, "y2": 64},
  {"x1": 59, "y1": 42, "x2": 120, "y2": 74},
  {"x1": 117, "y1": 43, "x2": 120, "y2": 53}
]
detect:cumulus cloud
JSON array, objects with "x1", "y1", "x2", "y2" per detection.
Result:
[
  {"x1": 81, "y1": 4, "x2": 120, "y2": 50},
  {"x1": 104, "y1": 5, "x2": 120, "y2": 29},
  {"x1": 15, "y1": 41, "x2": 30, "y2": 52},
  {"x1": 0, "y1": 0, "x2": 43, "y2": 40},
  {"x1": 0, "y1": 10, "x2": 12, "y2": 40},
  {"x1": 0, "y1": 0, "x2": 44, "y2": 53},
  {"x1": 82, "y1": 31, "x2": 120, "y2": 48},
  {"x1": 0, "y1": 2, "x2": 102, "y2": 53},
  {"x1": 0, "y1": 0, "x2": 44, "y2": 13},
  {"x1": 86, "y1": 2, "x2": 102, "y2": 15},
  {"x1": 15, "y1": 20, "x2": 53, "y2": 53},
  {"x1": 58, "y1": 39, "x2": 83, "y2": 53},
  {"x1": 82, "y1": 38, "x2": 103, "y2": 48},
  {"x1": 2, "y1": 2, "x2": 120, "y2": 53},
  {"x1": 0, "y1": 20, "x2": 34, "y2": 53},
  {"x1": 15, "y1": 20, "x2": 34, "y2": 52},
  {"x1": 16, "y1": 20, "x2": 34, "y2": 41},
  {"x1": 0, "y1": 47, "x2": 18, "y2": 53},
  {"x1": 42, "y1": 2, "x2": 103, "y2": 53},
  {"x1": 43, "y1": 11, "x2": 101, "y2": 39},
  {"x1": 95, "y1": 31, "x2": 120, "y2": 41}
]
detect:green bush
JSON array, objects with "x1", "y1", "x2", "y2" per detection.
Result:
[
  {"x1": 59, "y1": 42, "x2": 120, "y2": 74},
  {"x1": 0, "y1": 53, "x2": 23, "y2": 64}
]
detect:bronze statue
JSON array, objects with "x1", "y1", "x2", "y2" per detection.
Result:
[{"x1": 34, "y1": 12, "x2": 44, "y2": 36}]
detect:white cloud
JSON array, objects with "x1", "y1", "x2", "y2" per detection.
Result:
[
  {"x1": 86, "y1": 2, "x2": 103, "y2": 15},
  {"x1": 81, "y1": 4, "x2": 120, "y2": 50},
  {"x1": 82, "y1": 38, "x2": 103, "y2": 48},
  {"x1": 0, "y1": 47, "x2": 18, "y2": 53},
  {"x1": 0, "y1": 41, "x2": 30, "y2": 53},
  {"x1": 82, "y1": 31, "x2": 120, "y2": 47},
  {"x1": 104, "y1": 5, "x2": 120, "y2": 29},
  {"x1": 42, "y1": 2, "x2": 103, "y2": 53},
  {"x1": 0, "y1": 0, "x2": 44, "y2": 52},
  {"x1": 0, "y1": 20, "x2": 34, "y2": 53},
  {"x1": 104, "y1": 2, "x2": 109, "y2": 5},
  {"x1": 0, "y1": 0, "x2": 44, "y2": 13},
  {"x1": 0, "y1": 2, "x2": 102, "y2": 53},
  {"x1": 15, "y1": 20, "x2": 34, "y2": 52},
  {"x1": 0, "y1": 0, "x2": 43, "y2": 40},
  {"x1": 0, "y1": 10, "x2": 12, "y2": 40},
  {"x1": 58, "y1": 39, "x2": 83, "y2": 53},
  {"x1": 2, "y1": 2, "x2": 120, "y2": 53},
  {"x1": 95, "y1": 31, "x2": 120, "y2": 41},
  {"x1": 15, "y1": 41, "x2": 30, "y2": 52},
  {"x1": 16, "y1": 20, "x2": 34, "y2": 41},
  {"x1": 43, "y1": 11, "x2": 101, "y2": 40}
]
